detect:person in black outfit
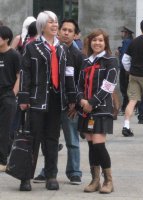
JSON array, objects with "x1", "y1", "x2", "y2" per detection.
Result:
[
  {"x1": 33, "y1": 19, "x2": 84, "y2": 185},
  {"x1": 117, "y1": 26, "x2": 134, "y2": 115},
  {"x1": 18, "y1": 11, "x2": 76, "y2": 191},
  {"x1": 10, "y1": 20, "x2": 38, "y2": 141},
  {"x1": 0, "y1": 26, "x2": 20, "y2": 172},
  {"x1": 77, "y1": 28, "x2": 118, "y2": 193},
  {"x1": 122, "y1": 20, "x2": 143, "y2": 136}
]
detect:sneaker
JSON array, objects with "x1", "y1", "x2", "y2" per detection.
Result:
[
  {"x1": 0, "y1": 164, "x2": 6, "y2": 172},
  {"x1": 33, "y1": 174, "x2": 46, "y2": 183},
  {"x1": 122, "y1": 127, "x2": 134, "y2": 137},
  {"x1": 70, "y1": 176, "x2": 82, "y2": 185}
]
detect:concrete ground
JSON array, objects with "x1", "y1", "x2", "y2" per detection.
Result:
[{"x1": 0, "y1": 114, "x2": 143, "y2": 200}]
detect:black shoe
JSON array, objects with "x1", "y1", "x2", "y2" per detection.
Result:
[
  {"x1": 122, "y1": 127, "x2": 134, "y2": 137},
  {"x1": 33, "y1": 174, "x2": 46, "y2": 183},
  {"x1": 20, "y1": 180, "x2": 32, "y2": 191},
  {"x1": 58, "y1": 144, "x2": 63, "y2": 151},
  {"x1": 70, "y1": 176, "x2": 82, "y2": 185},
  {"x1": 46, "y1": 178, "x2": 59, "y2": 190}
]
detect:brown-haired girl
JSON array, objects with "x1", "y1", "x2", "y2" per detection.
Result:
[{"x1": 77, "y1": 28, "x2": 118, "y2": 193}]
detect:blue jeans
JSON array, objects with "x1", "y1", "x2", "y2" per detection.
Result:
[{"x1": 61, "y1": 111, "x2": 82, "y2": 179}]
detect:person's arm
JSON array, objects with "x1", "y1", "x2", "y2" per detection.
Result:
[
  {"x1": 64, "y1": 47, "x2": 76, "y2": 104},
  {"x1": 122, "y1": 53, "x2": 131, "y2": 72},
  {"x1": 77, "y1": 69, "x2": 85, "y2": 104},
  {"x1": 88, "y1": 58, "x2": 118, "y2": 108},
  {"x1": 11, "y1": 35, "x2": 21, "y2": 49},
  {"x1": 13, "y1": 73, "x2": 20, "y2": 96},
  {"x1": 18, "y1": 45, "x2": 31, "y2": 108}
]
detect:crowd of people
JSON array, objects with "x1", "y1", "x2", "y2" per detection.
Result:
[{"x1": 0, "y1": 10, "x2": 143, "y2": 194}]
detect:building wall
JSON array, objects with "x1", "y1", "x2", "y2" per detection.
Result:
[
  {"x1": 0, "y1": 0, "x2": 33, "y2": 35},
  {"x1": 78, "y1": 0, "x2": 136, "y2": 52},
  {"x1": 0, "y1": 0, "x2": 142, "y2": 50},
  {"x1": 136, "y1": 0, "x2": 143, "y2": 36}
]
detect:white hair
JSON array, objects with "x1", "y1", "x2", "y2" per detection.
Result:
[
  {"x1": 21, "y1": 16, "x2": 36, "y2": 43},
  {"x1": 36, "y1": 11, "x2": 58, "y2": 35}
]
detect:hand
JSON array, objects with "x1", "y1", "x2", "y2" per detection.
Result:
[
  {"x1": 68, "y1": 103, "x2": 75, "y2": 111},
  {"x1": 20, "y1": 104, "x2": 30, "y2": 110},
  {"x1": 80, "y1": 99, "x2": 87, "y2": 108},
  {"x1": 13, "y1": 89, "x2": 18, "y2": 96},
  {"x1": 67, "y1": 109, "x2": 77, "y2": 119},
  {"x1": 83, "y1": 102, "x2": 93, "y2": 113},
  {"x1": 115, "y1": 49, "x2": 119, "y2": 56}
]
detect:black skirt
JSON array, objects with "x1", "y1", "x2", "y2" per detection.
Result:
[{"x1": 78, "y1": 114, "x2": 113, "y2": 134}]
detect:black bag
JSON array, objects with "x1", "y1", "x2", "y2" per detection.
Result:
[{"x1": 6, "y1": 110, "x2": 33, "y2": 180}]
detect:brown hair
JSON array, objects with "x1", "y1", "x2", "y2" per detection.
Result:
[{"x1": 83, "y1": 28, "x2": 112, "y2": 56}]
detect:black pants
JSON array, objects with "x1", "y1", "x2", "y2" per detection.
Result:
[
  {"x1": 30, "y1": 89, "x2": 61, "y2": 179},
  {"x1": 119, "y1": 68, "x2": 129, "y2": 111},
  {"x1": 10, "y1": 105, "x2": 22, "y2": 140},
  {"x1": 0, "y1": 91, "x2": 16, "y2": 165}
]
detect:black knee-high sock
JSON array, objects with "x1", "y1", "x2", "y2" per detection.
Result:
[
  {"x1": 93, "y1": 143, "x2": 111, "y2": 169},
  {"x1": 88, "y1": 141, "x2": 100, "y2": 166},
  {"x1": 88, "y1": 141, "x2": 95, "y2": 166}
]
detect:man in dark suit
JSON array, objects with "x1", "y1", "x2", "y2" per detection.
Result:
[{"x1": 18, "y1": 11, "x2": 76, "y2": 191}]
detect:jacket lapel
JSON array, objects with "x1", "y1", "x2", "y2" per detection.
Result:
[{"x1": 34, "y1": 40, "x2": 50, "y2": 61}]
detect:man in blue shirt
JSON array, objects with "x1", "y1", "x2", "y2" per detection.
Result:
[{"x1": 118, "y1": 27, "x2": 134, "y2": 115}]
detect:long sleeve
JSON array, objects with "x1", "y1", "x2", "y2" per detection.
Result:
[
  {"x1": 77, "y1": 69, "x2": 85, "y2": 103},
  {"x1": 88, "y1": 58, "x2": 118, "y2": 107},
  {"x1": 77, "y1": 57, "x2": 118, "y2": 109},
  {"x1": 122, "y1": 53, "x2": 131, "y2": 72},
  {"x1": 65, "y1": 48, "x2": 76, "y2": 103},
  {"x1": 18, "y1": 45, "x2": 31, "y2": 104}
]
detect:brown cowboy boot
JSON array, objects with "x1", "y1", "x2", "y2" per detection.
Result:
[
  {"x1": 84, "y1": 166, "x2": 101, "y2": 192},
  {"x1": 100, "y1": 168, "x2": 114, "y2": 193}
]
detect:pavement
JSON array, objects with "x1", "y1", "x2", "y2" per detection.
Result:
[{"x1": 0, "y1": 113, "x2": 143, "y2": 200}]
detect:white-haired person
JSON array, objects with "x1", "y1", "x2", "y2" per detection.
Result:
[
  {"x1": 18, "y1": 11, "x2": 76, "y2": 191},
  {"x1": 9, "y1": 17, "x2": 37, "y2": 146},
  {"x1": 11, "y1": 16, "x2": 36, "y2": 53}
]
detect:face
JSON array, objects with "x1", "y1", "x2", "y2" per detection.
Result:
[
  {"x1": 91, "y1": 34, "x2": 105, "y2": 55},
  {"x1": 0, "y1": 37, "x2": 8, "y2": 49},
  {"x1": 58, "y1": 22, "x2": 76, "y2": 46},
  {"x1": 43, "y1": 18, "x2": 58, "y2": 37},
  {"x1": 121, "y1": 31, "x2": 127, "y2": 39}
]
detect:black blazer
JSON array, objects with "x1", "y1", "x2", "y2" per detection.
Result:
[
  {"x1": 77, "y1": 53, "x2": 118, "y2": 116},
  {"x1": 18, "y1": 37, "x2": 76, "y2": 111}
]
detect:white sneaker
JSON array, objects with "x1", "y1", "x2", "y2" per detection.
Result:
[{"x1": 0, "y1": 164, "x2": 6, "y2": 172}]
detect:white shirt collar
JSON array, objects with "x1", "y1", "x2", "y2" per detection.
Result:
[
  {"x1": 88, "y1": 50, "x2": 106, "y2": 63},
  {"x1": 41, "y1": 36, "x2": 59, "y2": 48}
]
